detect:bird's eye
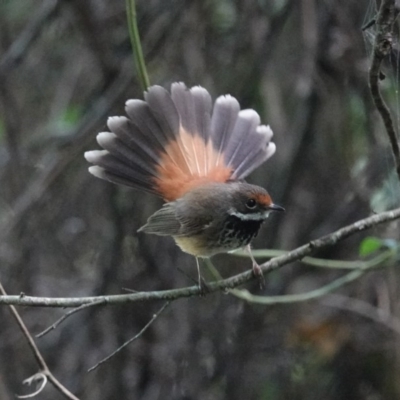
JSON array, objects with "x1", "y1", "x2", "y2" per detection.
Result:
[{"x1": 246, "y1": 199, "x2": 257, "y2": 209}]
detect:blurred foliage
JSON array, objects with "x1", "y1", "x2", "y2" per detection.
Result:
[
  {"x1": 1, "y1": 0, "x2": 400, "y2": 399},
  {"x1": 359, "y1": 237, "x2": 384, "y2": 257}
]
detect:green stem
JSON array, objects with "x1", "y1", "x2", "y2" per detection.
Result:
[
  {"x1": 232, "y1": 249, "x2": 377, "y2": 269},
  {"x1": 126, "y1": 0, "x2": 150, "y2": 90},
  {"x1": 205, "y1": 250, "x2": 395, "y2": 305}
]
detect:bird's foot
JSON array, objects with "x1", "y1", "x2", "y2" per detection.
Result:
[
  {"x1": 198, "y1": 277, "x2": 211, "y2": 296},
  {"x1": 252, "y1": 262, "x2": 265, "y2": 289}
]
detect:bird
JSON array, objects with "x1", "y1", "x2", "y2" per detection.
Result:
[{"x1": 84, "y1": 82, "x2": 284, "y2": 288}]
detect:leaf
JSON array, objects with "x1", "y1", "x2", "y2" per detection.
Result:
[{"x1": 359, "y1": 237, "x2": 383, "y2": 257}]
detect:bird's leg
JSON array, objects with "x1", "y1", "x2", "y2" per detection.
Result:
[
  {"x1": 196, "y1": 257, "x2": 210, "y2": 295},
  {"x1": 245, "y1": 244, "x2": 265, "y2": 288},
  {"x1": 196, "y1": 256, "x2": 202, "y2": 287}
]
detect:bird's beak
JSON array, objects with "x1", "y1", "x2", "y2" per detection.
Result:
[{"x1": 268, "y1": 204, "x2": 285, "y2": 212}]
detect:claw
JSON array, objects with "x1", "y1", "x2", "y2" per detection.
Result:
[
  {"x1": 252, "y1": 261, "x2": 265, "y2": 289},
  {"x1": 198, "y1": 277, "x2": 211, "y2": 296},
  {"x1": 196, "y1": 257, "x2": 210, "y2": 296},
  {"x1": 246, "y1": 244, "x2": 265, "y2": 289}
]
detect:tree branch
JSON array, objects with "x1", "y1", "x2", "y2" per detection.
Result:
[
  {"x1": 227, "y1": 250, "x2": 394, "y2": 304},
  {"x1": 87, "y1": 301, "x2": 170, "y2": 372},
  {"x1": 0, "y1": 207, "x2": 399, "y2": 308},
  {"x1": 233, "y1": 249, "x2": 382, "y2": 269},
  {"x1": 36, "y1": 300, "x2": 106, "y2": 338},
  {"x1": 0, "y1": 281, "x2": 79, "y2": 400},
  {"x1": 369, "y1": 0, "x2": 400, "y2": 180}
]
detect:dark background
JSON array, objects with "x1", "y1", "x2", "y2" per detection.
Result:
[{"x1": 1, "y1": 0, "x2": 400, "y2": 399}]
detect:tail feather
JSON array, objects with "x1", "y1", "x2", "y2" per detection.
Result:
[
  {"x1": 191, "y1": 86, "x2": 212, "y2": 174},
  {"x1": 107, "y1": 117, "x2": 162, "y2": 168},
  {"x1": 232, "y1": 126, "x2": 276, "y2": 179},
  {"x1": 85, "y1": 83, "x2": 276, "y2": 201},
  {"x1": 223, "y1": 109, "x2": 260, "y2": 169},
  {"x1": 107, "y1": 116, "x2": 165, "y2": 175},
  {"x1": 191, "y1": 86, "x2": 212, "y2": 141},
  {"x1": 97, "y1": 168, "x2": 158, "y2": 194},
  {"x1": 125, "y1": 99, "x2": 187, "y2": 173},
  {"x1": 124, "y1": 100, "x2": 169, "y2": 151},
  {"x1": 210, "y1": 95, "x2": 240, "y2": 167},
  {"x1": 147, "y1": 84, "x2": 195, "y2": 175},
  {"x1": 170, "y1": 83, "x2": 202, "y2": 174},
  {"x1": 85, "y1": 151, "x2": 155, "y2": 192},
  {"x1": 171, "y1": 82, "x2": 196, "y2": 135},
  {"x1": 144, "y1": 86, "x2": 180, "y2": 138},
  {"x1": 96, "y1": 132, "x2": 158, "y2": 176}
]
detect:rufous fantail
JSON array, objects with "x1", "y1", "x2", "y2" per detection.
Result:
[{"x1": 85, "y1": 83, "x2": 284, "y2": 287}]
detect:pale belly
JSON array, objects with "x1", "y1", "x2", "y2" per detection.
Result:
[
  {"x1": 174, "y1": 236, "x2": 218, "y2": 257},
  {"x1": 173, "y1": 217, "x2": 263, "y2": 257}
]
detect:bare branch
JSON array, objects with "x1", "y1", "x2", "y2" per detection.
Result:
[
  {"x1": 233, "y1": 249, "x2": 382, "y2": 269},
  {"x1": 16, "y1": 373, "x2": 47, "y2": 399},
  {"x1": 0, "y1": 282, "x2": 80, "y2": 400},
  {"x1": 88, "y1": 301, "x2": 170, "y2": 372},
  {"x1": 36, "y1": 300, "x2": 107, "y2": 338},
  {"x1": 0, "y1": 207, "x2": 399, "y2": 308},
  {"x1": 228, "y1": 250, "x2": 394, "y2": 304},
  {"x1": 369, "y1": 0, "x2": 400, "y2": 180}
]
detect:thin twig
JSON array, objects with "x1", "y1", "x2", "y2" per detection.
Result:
[
  {"x1": 17, "y1": 373, "x2": 47, "y2": 399},
  {"x1": 126, "y1": 0, "x2": 150, "y2": 90},
  {"x1": 369, "y1": 0, "x2": 400, "y2": 180},
  {"x1": 88, "y1": 301, "x2": 170, "y2": 372},
  {"x1": 0, "y1": 281, "x2": 79, "y2": 400},
  {"x1": 362, "y1": 18, "x2": 376, "y2": 31},
  {"x1": 36, "y1": 300, "x2": 107, "y2": 338},
  {"x1": 0, "y1": 207, "x2": 400, "y2": 308}
]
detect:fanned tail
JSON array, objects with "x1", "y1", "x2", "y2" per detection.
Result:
[{"x1": 85, "y1": 83, "x2": 276, "y2": 201}]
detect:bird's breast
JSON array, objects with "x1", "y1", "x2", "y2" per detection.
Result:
[
  {"x1": 218, "y1": 216, "x2": 263, "y2": 249},
  {"x1": 173, "y1": 215, "x2": 263, "y2": 257}
]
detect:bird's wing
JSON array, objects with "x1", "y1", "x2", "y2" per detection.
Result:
[{"x1": 138, "y1": 201, "x2": 213, "y2": 237}]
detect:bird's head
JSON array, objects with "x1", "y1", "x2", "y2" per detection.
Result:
[{"x1": 226, "y1": 182, "x2": 284, "y2": 221}]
